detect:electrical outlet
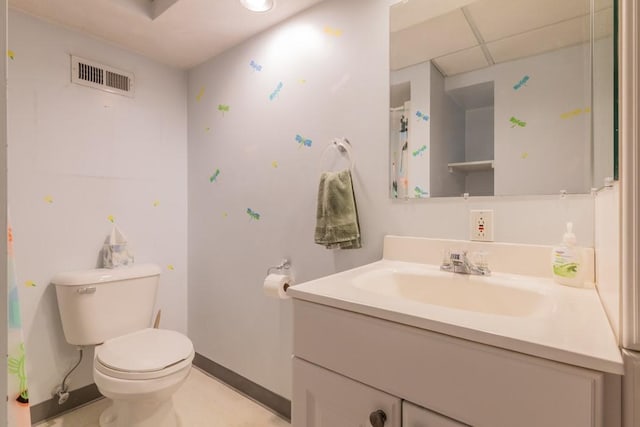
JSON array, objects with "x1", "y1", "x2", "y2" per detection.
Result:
[{"x1": 470, "y1": 210, "x2": 494, "y2": 242}]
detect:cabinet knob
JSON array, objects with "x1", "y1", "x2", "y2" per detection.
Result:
[{"x1": 369, "y1": 409, "x2": 387, "y2": 427}]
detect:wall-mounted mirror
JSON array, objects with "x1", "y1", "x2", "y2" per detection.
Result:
[{"x1": 389, "y1": 0, "x2": 615, "y2": 199}]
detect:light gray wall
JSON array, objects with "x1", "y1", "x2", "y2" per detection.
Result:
[
  {"x1": 187, "y1": 0, "x2": 596, "y2": 400},
  {"x1": 429, "y1": 62, "x2": 465, "y2": 197},
  {"x1": 465, "y1": 107, "x2": 494, "y2": 162},
  {"x1": 7, "y1": 10, "x2": 188, "y2": 405}
]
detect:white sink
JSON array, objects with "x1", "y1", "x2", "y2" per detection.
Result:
[
  {"x1": 351, "y1": 267, "x2": 548, "y2": 317},
  {"x1": 288, "y1": 236, "x2": 622, "y2": 375}
]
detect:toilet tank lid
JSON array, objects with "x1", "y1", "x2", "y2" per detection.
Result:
[{"x1": 52, "y1": 263, "x2": 161, "y2": 286}]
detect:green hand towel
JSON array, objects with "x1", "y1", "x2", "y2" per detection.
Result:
[{"x1": 314, "y1": 169, "x2": 361, "y2": 249}]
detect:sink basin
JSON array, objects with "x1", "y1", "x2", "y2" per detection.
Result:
[{"x1": 352, "y1": 267, "x2": 548, "y2": 317}]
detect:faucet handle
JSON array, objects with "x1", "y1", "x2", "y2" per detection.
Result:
[
  {"x1": 441, "y1": 249, "x2": 452, "y2": 266},
  {"x1": 470, "y1": 251, "x2": 491, "y2": 275},
  {"x1": 449, "y1": 249, "x2": 467, "y2": 265},
  {"x1": 472, "y1": 251, "x2": 489, "y2": 267}
]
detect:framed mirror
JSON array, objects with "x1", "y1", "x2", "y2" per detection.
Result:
[{"x1": 389, "y1": 0, "x2": 615, "y2": 199}]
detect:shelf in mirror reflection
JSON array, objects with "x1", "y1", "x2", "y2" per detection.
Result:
[{"x1": 448, "y1": 160, "x2": 494, "y2": 173}]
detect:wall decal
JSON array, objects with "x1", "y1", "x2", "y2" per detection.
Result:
[
  {"x1": 272, "y1": 161, "x2": 279, "y2": 168},
  {"x1": 269, "y1": 82, "x2": 283, "y2": 101},
  {"x1": 509, "y1": 116, "x2": 527, "y2": 127},
  {"x1": 414, "y1": 186, "x2": 429, "y2": 197},
  {"x1": 167, "y1": 264, "x2": 175, "y2": 271},
  {"x1": 295, "y1": 134, "x2": 312, "y2": 148},
  {"x1": 249, "y1": 60, "x2": 263, "y2": 72},
  {"x1": 218, "y1": 104, "x2": 230, "y2": 115},
  {"x1": 324, "y1": 26, "x2": 343, "y2": 37},
  {"x1": 560, "y1": 107, "x2": 591, "y2": 119},
  {"x1": 43, "y1": 195, "x2": 53, "y2": 204},
  {"x1": 247, "y1": 208, "x2": 261, "y2": 220},
  {"x1": 7, "y1": 343, "x2": 28, "y2": 407},
  {"x1": 521, "y1": 152, "x2": 529, "y2": 159},
  {"x1": 415, "y1": 111, "x2": 429, "y2": 122},
  {"x1": 298, "y1": 79, "x2": 307, "y2": 84},
  {"x1": 23, "y1": 281, "x2": 36, "y2": 288},
  {"x1": 153, "y1": 200, "x2": 160, "y2": 207},
  {"x1": 7, "y1": 49, "x2": 14, "y2": 60},
  {"x1": 209, "y1": 169, "x2": 221, "y2": 183},
  {"x1": 107, "y1": 215, "x2": 115, "y2": 223},
  {"x1": 223, "y1": 212, "x2": 228, "y2": 218},
  {"x1": 205, "y1": 127, "x2": 211, "y2": 132},
  {"x1": 513, "y1": 75, "x2": 530, "y2": 90},
  {"x1": 196, "y1": 87, "x2": 205, "y2": 102},
  {"x1": 412, "y1": 145, "x2": 427, "y2": 157}
]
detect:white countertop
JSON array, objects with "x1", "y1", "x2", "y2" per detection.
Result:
[{"x1": 288, "y1": 259, "x2": 624, "y2": 375}]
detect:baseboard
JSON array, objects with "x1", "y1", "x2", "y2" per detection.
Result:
[
  {"x1": 193, "y1": 352, "x2": 291, "y2": 421},
  {"x1": 30, "y1": 354, "x2": 291, "y2": 424},
  {"x1": 30, "y1": 383, "x2": 102, "y2": 424}
]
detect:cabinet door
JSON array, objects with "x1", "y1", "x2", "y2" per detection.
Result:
[
  {"x1": 292, "y1": 357, "x2": 401, "y2": 427},
  {"x1": 403, "y1": 401, "x2": 469, "y2": 427}
]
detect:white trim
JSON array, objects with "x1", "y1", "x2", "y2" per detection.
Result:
[
  {"x1": 621, "y1": 0, "x2": 640, "y2": 350},
  {"x1": 0, "y1": 0, "x2": 7, "y2": 424}
]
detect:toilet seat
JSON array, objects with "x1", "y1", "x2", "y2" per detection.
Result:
[{"x1": 95, "y1": 328, "x2": 194, "y2": 381}]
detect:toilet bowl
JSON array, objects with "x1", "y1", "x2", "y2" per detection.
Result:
[
  {"x1": 93, "y1": 328, "x2": 194, "y2": 427},
  {"x1": 52, "y1": 264, "x2": 194, "y2": 427}
]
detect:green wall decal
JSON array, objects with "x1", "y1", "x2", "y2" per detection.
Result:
[{"x1": 509, "y1": 116, "x2": 527, "y2": 127}]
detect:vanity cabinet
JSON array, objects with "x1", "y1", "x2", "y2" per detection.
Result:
[
  {"x1": 403, "y1": 401, "x2": 468, "y2": 427},
  {"x1": 293, "y1": 357, "x2": 401, "y2": 427},
  {"x1": 291, "y1": 299, "x2": 621, "y2": 427}
]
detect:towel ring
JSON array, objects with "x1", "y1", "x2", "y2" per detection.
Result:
[{"x1": 319, "y1": 138, "x2": 355, "y2": 171}]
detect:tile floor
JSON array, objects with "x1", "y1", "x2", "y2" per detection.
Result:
[{"x1": 34, "y1": 367, "x2": 290, "y2": 427}]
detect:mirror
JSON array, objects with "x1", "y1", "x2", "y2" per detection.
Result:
[{"x1": 389, "y1": 0, "x2": 615, "y2": 199}]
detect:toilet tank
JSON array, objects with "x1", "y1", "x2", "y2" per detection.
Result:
[{"x1": 52, "y1": 264, "x2": 162, "y2": 346}]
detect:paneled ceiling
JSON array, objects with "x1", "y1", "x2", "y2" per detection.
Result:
[
  {"x1": 391, "y1": 0, "x2": 614, "y2": 75},
  {"x1": 9, "y1": 0, "x2": 325, "y2": 69}
]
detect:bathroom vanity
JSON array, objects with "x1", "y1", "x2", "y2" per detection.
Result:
[{"x1": 288, "y1": 236, "x2": 623, "y2": 427}]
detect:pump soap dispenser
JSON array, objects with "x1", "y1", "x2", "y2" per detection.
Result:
[{"x1": 551, "y1": 222, "x2": 583, "y2": 287}]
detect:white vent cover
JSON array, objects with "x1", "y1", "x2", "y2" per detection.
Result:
[{"x1": 71, "y1": 56, "x2": 135, "y2": 97}]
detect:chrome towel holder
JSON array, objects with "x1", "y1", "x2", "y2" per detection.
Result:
[{"x1": 319, "y1": 137, "x2": 355, "y2": 170}]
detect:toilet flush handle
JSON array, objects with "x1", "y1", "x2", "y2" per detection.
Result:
[{"x1": 76, "y1": 286, "x2": 96, "y2": 295}]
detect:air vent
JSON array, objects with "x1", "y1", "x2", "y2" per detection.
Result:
[{"x1": 71, "y1": 56, "x2": 135, "y2": 97}]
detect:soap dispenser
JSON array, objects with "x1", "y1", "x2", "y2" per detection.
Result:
[{"x1": 551, "y1": 222, "x2": 583, "y2": 287}]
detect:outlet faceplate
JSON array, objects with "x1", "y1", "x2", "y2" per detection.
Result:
[{"x1": 470, "y1": 210, "x2": 494, "y2": 242}]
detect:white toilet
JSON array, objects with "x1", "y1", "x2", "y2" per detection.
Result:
[{"x1": 52, "y1": 264, "x2": 194, "y2": 427}]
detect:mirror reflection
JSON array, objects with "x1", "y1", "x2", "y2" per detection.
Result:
[{"x1": 389, "y1": 0, "x2": 614, "y2": 199}]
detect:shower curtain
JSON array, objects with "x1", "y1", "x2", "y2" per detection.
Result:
[
  {"x1": 390, "y1": 106, "x2": 409, "y2": 199},
  {"x1": 7, "y1": 225, "x2": 31, "y2": 426}
]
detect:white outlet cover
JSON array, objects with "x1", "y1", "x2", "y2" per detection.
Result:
[{"x1": 470, "y1": 210, "x2": 494, "y2": 242}]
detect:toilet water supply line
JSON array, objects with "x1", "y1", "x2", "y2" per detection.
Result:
[{"x1": 55, "y1": 346, "x2": 84, "y2": 405}]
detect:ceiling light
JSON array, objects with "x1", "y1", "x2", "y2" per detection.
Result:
[{"x1": 240, "y1": 0, "x2": 274, "y2": 12}]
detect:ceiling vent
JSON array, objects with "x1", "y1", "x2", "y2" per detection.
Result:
[{"x1": 71, "y1": 55, "x2": 135, "y2": 97}]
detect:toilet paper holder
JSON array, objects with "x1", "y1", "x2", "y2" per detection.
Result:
[
  {"x1": 266, "y1": 259, "x2": 291, "y2": 275},
  {"x1": 266, "y1": 259, "x2": 292, "y2": 290}
]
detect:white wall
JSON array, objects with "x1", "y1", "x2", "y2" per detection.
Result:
[
  {"x1": 595, "y1": 183, "x2": 620, "y2": 343},
  {"x1": 7, "y1": 10, "x2": 188, "y2": 405},
  {"x1": 447, "y1": 44, "x2": 592, "y2": 196},
  {"x1": 187, "y1": 0, "x2": 596, "y2": 400}
]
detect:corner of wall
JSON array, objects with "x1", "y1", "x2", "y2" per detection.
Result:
[{"x1": 595, "y1": 182, "x2": 621, "y2": 343}]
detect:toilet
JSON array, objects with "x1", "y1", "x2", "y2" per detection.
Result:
[{"x1": 52, "y1": 264, "x2": 194, "y2": 427}]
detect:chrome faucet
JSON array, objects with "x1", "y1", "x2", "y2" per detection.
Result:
[{"x1": 440, "y1": 250, "x2": 490, "y2": 276}]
